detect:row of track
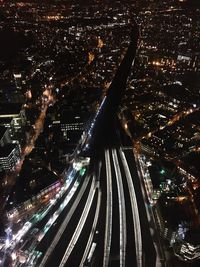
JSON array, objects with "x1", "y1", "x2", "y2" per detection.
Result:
[
  {"x1": 97, "y1": 148, "x2": 143, "y2": 267},
  {"x1": 36, "y1": 172, "x2": 94, "y2": 267},
  {"x1": 32, "y1": 147, "x2": 143, "y2": 267},
  {"x1": 34, "y1": 160, "x2": 102, "y2": 267}
]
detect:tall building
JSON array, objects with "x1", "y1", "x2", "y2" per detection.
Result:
[
  {"x1": 0, "y1": 126, "x2": 12, "y2": 146},
  {"x1": 0, "y1": 143, "x2": 21, "y2": 171},
  {"x1": 0, "y1": 103, "x2": 27, "y2": 146}
]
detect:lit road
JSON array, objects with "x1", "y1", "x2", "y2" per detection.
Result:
[
  {"x1": 0, "y1": 87, "x2": 54, "y2": 215},
  {"x1": 140, "y1": 106, "x2": 200, "y2": 142}
]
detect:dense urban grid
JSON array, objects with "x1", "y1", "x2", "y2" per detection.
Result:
[{"x1": 0, "y1": 0, "x2": 199, "y2": 266}]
